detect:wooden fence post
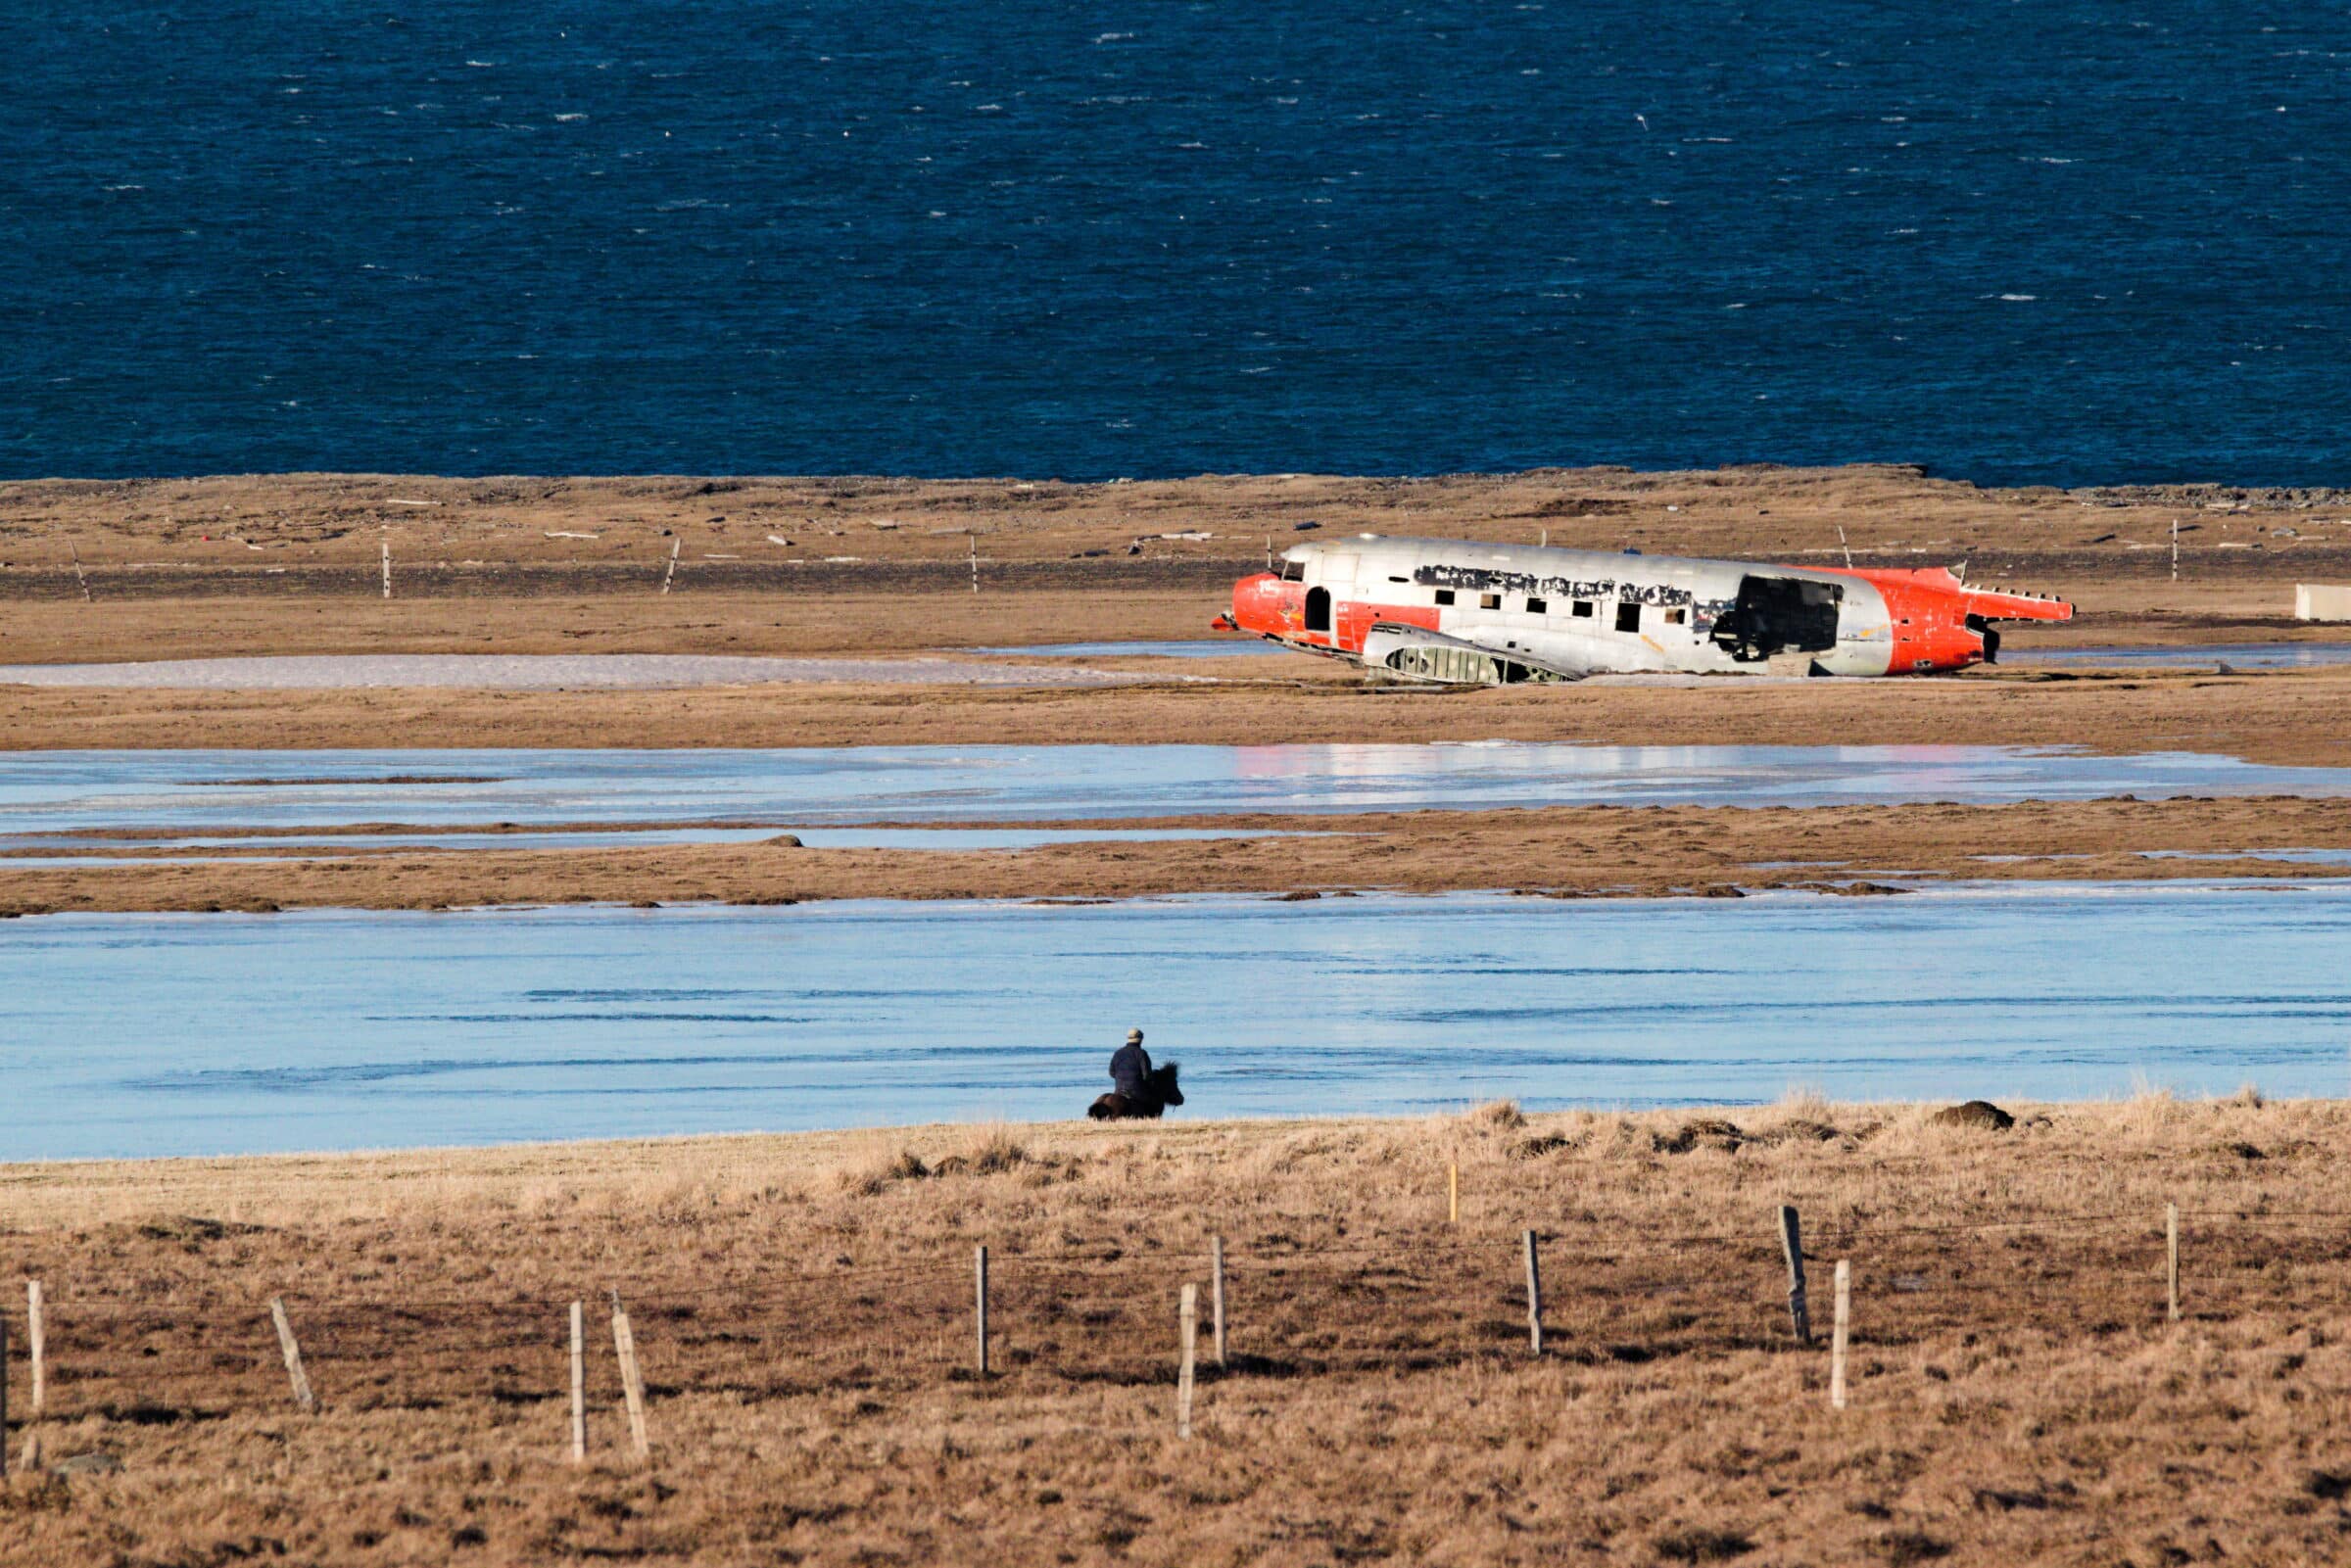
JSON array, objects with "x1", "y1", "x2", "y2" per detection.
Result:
[
  {"x1": 1829, "y1": 1260, "x2": 1850, "y2": 1409},
  {"x1": 1177, "y1": 1283, "x2": 1198, "y2": 1440},
  {"x1": 1778, "y1": 1206, "x2": 1812, "y2": 1346},
  {"x1": 1449, "y1": 1163, "x2": 1459, "y2": 1225},
  {"x1": 1523, "y1": 1231, "x2": 1544, "y2": 1356},
  {"x1": 1211, "y1": 1237, "x2": 1227, "y2": 1367},
  {"x1": 269, "y1": 1297, "x2": 315, "y2": 1413},
  {"x1": 660, "y1": 537, "x2": 682, "y2": 594},
  {"x1": 569, "y1": 1301, "x2": 587, "y2": 1464},
  {"x1": 610, "y1": 1293, "x2": 649, "y2": 1461},
  {"x1": 2163, "y1": 1203, "x2": 2182, "y2": 1325},
  {"x1": 27, "y1": 1281, "x2": 44, "y2": 1415},
  {"x1": 974, "y1": 1245, "x2": 990, "y2": 1377}
]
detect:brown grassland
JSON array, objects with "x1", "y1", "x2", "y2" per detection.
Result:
[
  {"x1": 5, "y1": 1097, "x2": 2351, "y2": 1566},
  {"x1": 7, "y1": 793, "x2": 2351, "y2": 916}
]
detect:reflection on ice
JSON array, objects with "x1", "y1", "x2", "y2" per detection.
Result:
[
  {"x1": 0, "y1": 826, "x2": 1306, "y2": 864},
  {"x1": 2, "y1": 743, "x2": 2346, "y2": 837},
  {"x1": 4, "y1": 882, "x2": 2348, "y2": 1160},
  {"x1": 2011, "y1": 642, "x2": 2351, "y2": 669},
  {"x1": 971, "y1": 640, "x2": 1287, "y2": 658}
]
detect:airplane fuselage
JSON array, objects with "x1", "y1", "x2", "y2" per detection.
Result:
[{"x1": 1225, "y1": 535, "x2": 2071, "y2": 681}]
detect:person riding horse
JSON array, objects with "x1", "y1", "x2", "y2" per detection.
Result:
[{"x1": 1090, "y1": 1027, "x2": 1183, "y2": 1120}]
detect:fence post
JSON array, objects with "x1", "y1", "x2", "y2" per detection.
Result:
[
  {"x1": 380, "y1": 530, "x2": 391, "y2": 600},
  {"x1": 1211, "y1": 1237, "x2": 1227, "y2": 1367},
  {"x1": 269, "y1": 1297, "x2": 315, "y2": 1413},
  {"x1": 2163, "y1": 1203, "x2": 2182, "y2": 1325},
  {"x1": 569, "y1": 1301, "x2": 587, "y2": 1463},
  {"x1": 975, "y1": 1245, "x2": 989, "y2": 1377},
  {"x1": 1177, "y1": 1283, "x2": 1198, "y2": 1440},
  {"x1": 660, "y1": 536, "x2": 682, "y2": 594},
  {"x1": 1778, "y1": 1206, "x2": 1812, "y2": 1346},
  {"x1": 1523, "y1": 1230, "x2": 1544, "y2": 1356},
  {"x1": 610, "y1": 1292, "x2": 649, "y2": 1461},
  {"x1": 27, "y1": 1281, "x2": 44, "y2": 1415},
  {"x1": 1829, "y1": 1260, "x2": 1850, "y2": 1409}
]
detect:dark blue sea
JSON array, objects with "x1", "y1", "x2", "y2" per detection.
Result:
[{"x1": 6, "y1": 3, "x2": 2346, "y2": 484}]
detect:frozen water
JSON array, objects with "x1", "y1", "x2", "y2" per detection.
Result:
[
  {"x1": 5, "y1": 882, "x2": 2347, "y2": 1159},
  {"x1": 4, "y1": 743, "x2": 2347, "y2": 838}
]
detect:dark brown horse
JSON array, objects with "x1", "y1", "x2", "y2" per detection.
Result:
[{"x1": 1087, "y1": 1062, "x2": 1183, "y2": 1120}]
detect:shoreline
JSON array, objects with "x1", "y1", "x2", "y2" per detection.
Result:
[{"x1": 0, "y1": 1087, "x2": 2317, "y2": 1185}]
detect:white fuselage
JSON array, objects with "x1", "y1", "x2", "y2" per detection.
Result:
[{"x1": 1274, "y1": 535, "x2": 1899, "y2": 678}]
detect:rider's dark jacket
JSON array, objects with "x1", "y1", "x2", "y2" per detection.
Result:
[{"x1": 1110, "y1": 1041, "x2": 1152, "y2": 1097}]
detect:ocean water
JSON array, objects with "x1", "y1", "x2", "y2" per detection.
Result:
[
  {"x1": 4, "y1": 885, "x2": 2347, "y2": 1160},
  {"x1": 6, "y1": 3, "x2": 2346, "y2": 484}
]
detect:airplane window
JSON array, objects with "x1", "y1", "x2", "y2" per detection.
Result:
[
  {"x1": 1615, "y1": 601, "x2": 1642, "y2": 633},
  {"x1": 1279, "y1": 560, "x2": 1305, "y2": 582},
  {"x1": 1663, "y1": 607, "x2": 1687, "y2": 625},
  {"x1": 1525, "y1": 597, "x2": 1548, "y2": 614},
  {"x1": 1480, "y1": 593, "x2": 1501, "y2": 610},
  {"x1": 1434, "y1": 589, "x2": 1455, "y2": 605},
  {"x1": 1571, "y1": 600, "x2": 1594, "y2": 618}
]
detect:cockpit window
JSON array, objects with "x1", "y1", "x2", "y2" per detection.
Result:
[{"x1": 1278, "y1": 559, "x2": 1306, "y2": 582}]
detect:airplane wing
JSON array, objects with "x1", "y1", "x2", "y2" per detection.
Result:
[{"x1": 1361, "y1": 622, "x2": 1591, "y2": 685}]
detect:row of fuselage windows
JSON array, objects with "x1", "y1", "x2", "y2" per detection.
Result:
[{"x1": 1431, "y1": 587, "x2": 1687, "y2": 632}]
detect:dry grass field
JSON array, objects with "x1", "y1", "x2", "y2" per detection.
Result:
[
  {"x1": 8, "y1": 794, "x2": 2351, "y2": 917},
  {"x1": 6, "y1": 1097, "x2": 2351, "y2": 1566}
]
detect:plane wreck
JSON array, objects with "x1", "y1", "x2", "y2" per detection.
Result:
[{"x1": 1216, "y1": 535, "x2": 2071, "y2": 681}]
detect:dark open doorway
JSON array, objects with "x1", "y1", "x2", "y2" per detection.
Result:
[{"x1": 1306, "y1": 586, "x2": 1332, "y2": 634}]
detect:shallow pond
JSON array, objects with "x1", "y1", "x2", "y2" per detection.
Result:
[
  {"x1": 5, "y1": 743, "x2": 2347, "y2": 838},
  {"x1": 5, "y1": 882, "x2": 2347, "y2": 1159}
]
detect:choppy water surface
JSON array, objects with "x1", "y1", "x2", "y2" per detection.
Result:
[
  {"x1": 5, "y1": 744, "x2": 2349, "y2": 838},
  {"x1": 11, "y1": 3, "x2": 2350, "y2": 482},
  {"x1": 4, "y1": 884, "x2": 2347, "y2": 1160}
]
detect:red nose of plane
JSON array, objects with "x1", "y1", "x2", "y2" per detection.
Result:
[{"x1": 1224, "y1": 571, "x2": 1290, "y2": 638}]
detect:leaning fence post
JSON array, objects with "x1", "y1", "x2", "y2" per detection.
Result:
[
  {"x1": 26, "y1": 1281, "x2": 44, "y2": 1415},
  {"x1": 2163, "y1": 1203, "x2": 2182, "y2": 1325},
  {"x1": 1177, "y1": 1283, "x2": 1198, "y2": 1440},
  {"x1": 1829, "y1": 1260, "x2": 1850, "y2": 1409},
  {"x1": 1523, "y1": 1230, "x2": 1544, "y2": 1356},
  {"x1": 269, "y1": 1297, "x2": 315, "y2": 1413},
  {"x1": 610, "y1": 1292, "x2": 649, "y2": 1461},
  {"x1": 975, "y1": 1245, "x2": 990, "y2": 1377},
  {"x1": 569, "y1": 1301, "x2": 587, "y2": 1464},
  {"x1": 1778, "y1": 1206, "x2": 1812, "y2": 1346},
  {"x1": 1211, "y1": 1237, "x2": 1227, "y2": 1367}
]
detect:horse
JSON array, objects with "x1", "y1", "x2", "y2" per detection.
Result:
[{"x1": 1087, "y1": 1062, "x2": 1183, "y2": 1120}]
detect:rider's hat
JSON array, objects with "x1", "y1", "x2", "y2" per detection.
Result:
[{"x1": 1127, "y1": 1028, "x2": 1144, "y2": 1043}]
